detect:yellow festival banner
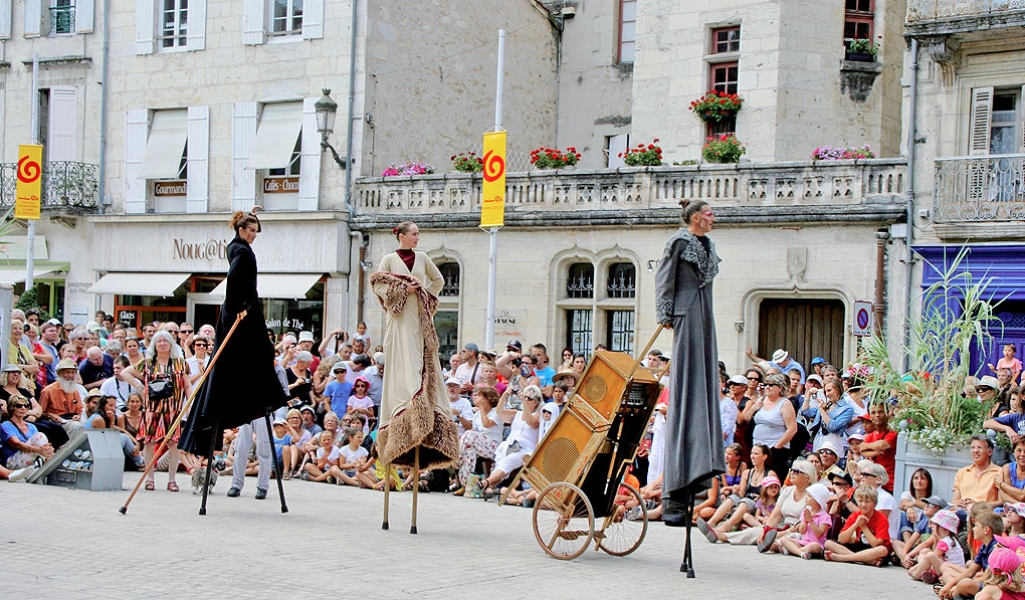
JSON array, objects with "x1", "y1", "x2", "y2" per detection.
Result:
[
  {"x1": 15, "y1": 145, "x2": 43, "y2": 220},
  {"x1": 480, "y1": 131, "x2": 506, "y2": 228}
]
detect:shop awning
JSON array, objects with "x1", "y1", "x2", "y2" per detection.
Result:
[
  {"x1": 209, "y1": 273, "x2": 321, "y2": 300},
  {"x1": 245, "y1": 102, "x2": 303, "y2": 170},
  {"x1": 0, "y1": 266, "x2": 61, "y2": 285},
  {"x1": 138, "y1": 109, "x2": 189, "y2": 179},
  {"x1": 88, "y1": 272, "x2": 191, "y2": 297}
]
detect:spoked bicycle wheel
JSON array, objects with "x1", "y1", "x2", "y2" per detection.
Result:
[
  {"x1": 595, "y1": 484, "x2": 647, "y2": 556},
  {"x1": 532, "y1": 482, "x2": 595, "y2": 560}
]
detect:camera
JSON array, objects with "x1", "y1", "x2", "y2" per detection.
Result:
[
  {"x1": 511, "y1": 357, "x2": 522, "y2": 368},
  {"x1": 507, "y1": 394, "x2": 522, "y2": 410}
]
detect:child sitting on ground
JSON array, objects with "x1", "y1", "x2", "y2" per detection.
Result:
[
  {"x1": 778, "y1": 483, "x2": 832, "y2": 559},
  {"x1": 936, "y1": 510, "x2": 1003, "y2": 599},
  {"x1": 330, "y1": 427, "x2": 369, "y2": 487},
  {"x1": 975, "y1": 547, "x2": 1025, "y2": 600},
  {"x1": 271, "y1": 418, "x2": 293, "y2": 479},
  {"x1": 900, "y1": 495, "x2": 947, "y2": 568},
  {"x1": 367, "y1": 443, "x2": 402, "y2": 491},
  {"x1": 907, "y1": 508, "x2": 964, "y2": 584},
  {"x1": 824, "y1": 483, "x2": 892, "y2": 567},
  {"x1": 303, "y1": 430, "x2": 340, "y2": 483},
  {"x1": 702, "y1": 476, "x2": 781, "y2": 543}
]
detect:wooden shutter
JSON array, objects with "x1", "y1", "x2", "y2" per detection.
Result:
[
  {"x1": 302, "y1": 0, "x2": 324, "y2": 39},
  {"x1": 46, "y1": 87, "x2": 79, "y2": 162},
  {"x1": 757, "y1": 299, "x2": 846, "y2": 372},
  {"x1": 187, "y1": 0, "x2": 206, "y2": 50},
  {"x1": 297, "y1": 98, "x2": 321, "y2": 211},
  {"x1": 969, "y1": 87, "x2": 994, "y2": 156},
  {"x1": 24, "y1": 0, "x2": 40, "y2": 37},
  {"x1": 124, "y1": 109, "x2": 150, "y2": 214},
  {"x1": 186, "y1": 106, "x2": 209, "y2": 213},
  {"x1": 232, "y1": 102, "x2": 258, "y2": 212},
  {"x1": 75, "y1": 0, "x2": 95, "y2": 33},
  {"x1": 242, "y1": 0, "x2": 265, "y2": 45},
  {"x1": 0, "y1": 0, "x2": 12, "y2": 39},
  {"x1": 135, "y1": 0, "x2": 155, "y2": 55}
]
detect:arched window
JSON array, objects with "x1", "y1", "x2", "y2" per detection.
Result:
[
  {"x1": 567, "y1": 263, "x2": 595, "y2": 299},
  {"x1": 438, "y1": 262, "x2": 460, "y2": 297},
  {"x1": 607, "y1": 262, "x2": 636, "y2": 298}
]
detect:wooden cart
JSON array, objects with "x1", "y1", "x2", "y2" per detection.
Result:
[{"x1": 503, "y1": 332, "x2": 666, "y2": 560}]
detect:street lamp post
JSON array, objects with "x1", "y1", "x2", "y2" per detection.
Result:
[{"x1": 314, "y1": 89, "x2": 347, "y2": 169}]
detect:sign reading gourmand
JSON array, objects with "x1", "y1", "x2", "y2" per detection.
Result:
[
  {"x1": 154, "y1": 181, "x2": 187, "y2": 197},
  {"x1": 263, "y1": 177, "x2": 299, "y2": 194}
]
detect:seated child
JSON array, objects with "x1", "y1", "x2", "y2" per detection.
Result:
[
  {"x1": 975, "y1": 547, "x2": 1025, "y2": 600},
  {"x1": 271, "y1": 418, "x2": 293, "y2": 478},
  {"x1": 303, "y1": 430, "x2": 340, "y2": 483},
  {"x1": 899, "y1": 494, "x2": 947, "y2": 568},
  {"x1": 824, "y1": 483, "x2": 891, "y2": 566},
  {"x1": 702, "y1": 476, "x2": 781, "y2": 543},
  {"x1": 907, "y1": 509, "x2": 965, "y2": 583},
  {"x1": 330, "y1": 427, "x2": 369, "y2": 487},
  {"x1": 936, "y1": 510, "x2": 1003, "y2": 599},
  {"x1": 778, "y1": 483, "x2": 832, "y2": 559}
]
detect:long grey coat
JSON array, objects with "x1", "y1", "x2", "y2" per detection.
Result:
[{"x1": 654, "y1": 228, "x2": 725, "y2": 500}]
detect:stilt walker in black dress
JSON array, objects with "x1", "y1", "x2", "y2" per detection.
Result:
[{"x1": 654, "y1": 200, "x2": 726, "y2": 577}]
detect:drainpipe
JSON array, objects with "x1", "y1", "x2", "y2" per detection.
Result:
[
  {"x1": 349, "y1": 231, "x2": 366, "y2": 327},
  {"x1": 902, "y1": 38, "x2": 919, "y2": 372},
  {"x1": 343, "y1": 0, "x2": 359, "y2": 220},
  {"x1": 97, "y1": 0, "x2": 110, "y2": 213},
  {"x1": 874, "y1": 230, "x2": 889, "y2": 333}
]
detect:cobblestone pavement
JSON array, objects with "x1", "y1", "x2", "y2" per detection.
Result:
[{"x1": 5, "y1": 473, "x2": 935, "y2": 599}]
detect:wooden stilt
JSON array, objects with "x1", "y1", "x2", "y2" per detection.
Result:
[
  {"x1": 410, "y1": 447, "x2": 419, "y2": 535},
  {"x1": 382, "y1": 461, "x2": 390, "y2": 530}
]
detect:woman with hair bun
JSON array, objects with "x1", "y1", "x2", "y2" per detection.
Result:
[
  {"x1": 180, "y1": 208, "x2": 286, "y2": 495},
  {"x1": 371, "y1": 221, "x2": 459, "y2": 471},
  {"x1": 654, "y1": 200, "x2": 725, "y2": 540}
]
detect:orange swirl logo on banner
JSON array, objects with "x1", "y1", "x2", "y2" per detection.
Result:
[
  {"x1": 15, "y1": 145, "x2": 43, "y2": 220},
  {"x1": 480, "y1": 131, "x2": 506, "y2": 228}
]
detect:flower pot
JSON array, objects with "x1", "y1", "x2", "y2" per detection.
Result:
[
  {"x1": 696, "y1": 110, "x2": 739, "y2": 123},
  {"x1": 845, "y1": 51, "x2": 875, "y2": 62},
  {"x1": 893, "y1": 436, "x2": 972, "y2": 501}
]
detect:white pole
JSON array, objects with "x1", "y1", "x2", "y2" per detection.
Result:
[
  {"x1": 26, "y1": 54, "x2": 39, "y2": 292},
  {"x1": 485, "y1": 30, "x2": 506, "y2": 352}
]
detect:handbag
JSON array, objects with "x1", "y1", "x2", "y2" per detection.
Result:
[{"x1": 147, "y1": 377, "x2": 173, "y2": 401}]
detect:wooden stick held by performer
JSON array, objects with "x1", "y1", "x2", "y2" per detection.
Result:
[
  {"x1": 654, "y1": 200, "x2": 725, "y2": 576},
  {"x1": 371, "y1": 221, "x2": 460, "y2": 533}
]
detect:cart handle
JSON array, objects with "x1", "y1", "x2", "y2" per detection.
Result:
[{"x1": 628, "y1": 323, "x2": 666, "y2": 376}]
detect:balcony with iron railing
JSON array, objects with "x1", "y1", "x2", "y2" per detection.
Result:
[
  {"x1": 354, "y1": 159, "x2": 907, "y2": 226},
  {"x1": 906, "y1": 0, "x2": 1025, "y2": 35},
  {"x1": 933, "y1": 154, "x2": 1025, "y2": 231},
  {"x1": 0, "y1": 162, "x2": 100, "y2": 213},
  {"x1": 50, "y1": 4, "x2": 75, "y2": 35}
]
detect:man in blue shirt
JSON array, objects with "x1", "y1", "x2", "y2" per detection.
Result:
[{"x1": 530, "y1": 343, "x2": 556, "y2": 398}]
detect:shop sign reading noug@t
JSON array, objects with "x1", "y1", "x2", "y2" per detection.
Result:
[{"x1": 172, "y1": 238, "x2": 230, "y2": 262}]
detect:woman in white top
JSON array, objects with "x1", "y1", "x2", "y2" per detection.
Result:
[
  {"x1": 186, "y1": 335, "x2": 212, "y2": 384},
  {"x1": 747, "y1": 373, "x2": 798, "y2": 474},
  {"x1": 452, "y1": 387, "x2": 503, "y2": 495},
  {"x1": 843, "y1": 377, "x2": 870, "y2": 438},
  {"x1": 480, "y1": 384, "x2": 542, "y2": 499}
]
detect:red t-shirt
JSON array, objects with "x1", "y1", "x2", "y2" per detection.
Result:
[
  {"x1": 864, "y1": 429, "x2": 898, "y2": 492},
  {"x1": 841, "y1": 509, "x2": 891, "y2": 548}
]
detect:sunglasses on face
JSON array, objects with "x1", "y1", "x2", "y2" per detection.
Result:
[
  {"x1": 860, "y1": 472, "x2": 876, "y2": 478},
  {"x1": 978, "y1": 386, "x2": 994, "y2": 392},
  {"x1": 355, "y1": 384, "x2": 367, "y2": 389},
  {"x1": 181, "y1": 329, "x2": 193, "y2": 334},
  {"x1": 790, "y1": 469, "x2": 808, "y2": 476},
  {"x1": 194, "y1": 342, "x2": 208, "y2": 348},
  {"x1": 11, "y1": 403, "x2": 29, "y2": 409}
]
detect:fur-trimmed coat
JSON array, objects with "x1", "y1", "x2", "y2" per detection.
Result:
[{"x1": 370, "y1": 250, "x2": 459, "y2": 469}]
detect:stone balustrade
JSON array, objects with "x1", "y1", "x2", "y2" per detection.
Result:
[
  {"x1": 354, "y1": 159, "x2": 907, "y2": 216},
  {"x1": 907, "y1": 0, "x2": 1025, "y2": 23}
]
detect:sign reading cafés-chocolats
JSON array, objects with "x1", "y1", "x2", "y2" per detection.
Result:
[
  {"x1": 154, "y1": 181, "x2": 187, "y2": 197},
  {"x1": 263, "y1": 177, "x2": 299, "y2": 194}
]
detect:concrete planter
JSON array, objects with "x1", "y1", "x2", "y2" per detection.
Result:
[{"x1": 893, "y1": 435, "x2": 971, "y2": 500}]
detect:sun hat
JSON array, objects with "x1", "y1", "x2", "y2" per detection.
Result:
[
  {"x1": 990, "y1": 547, "x2": 1024, "y2": 575},
  {"x1": 761, "y1": 475, "x2": 782, "y2": 488},
  {"x1": 2, "y1": 364, "x2": 21, "y2": 373},
  {"x1": 728, "y1": 375, "x2": 748, "y2": 386},
  {"x1": 772, "y1": 349, "x2": 789, "y2": 363},
  {"x1": 930, "y1": 509, "x2": 960, "y2": 535},
  {"x1": 1005, "y1": 502, "x2": 1025, "y2": 518},
  {"x1": 995, "y1": 535, "x2": 1025, "y2": 553},
  {"x1": 56, "y1": 358, "x2": 78, "y2": 372},
  {"x1": 552, "y1": 368, "x2": 577, "y2": 383},
  {"x1": 817, "y1": 439, "x2": 840, "y2": 456},
  {"x1": 978, "y1": 375, "x2": 1001, "y2": 390},
  {"x1": 806, "y1": 483, "x2": 830, "y2": 510},
  {"x1": 298, "y1": 331, "x2": 315, "y2": 343}
]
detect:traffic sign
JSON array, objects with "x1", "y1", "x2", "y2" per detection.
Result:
[{"x1": 853, "y1": 301, "x2": 874, "y2": 337}]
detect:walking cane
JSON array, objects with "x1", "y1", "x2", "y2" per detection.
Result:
[
  {"x1": 198, "y1": 418, "x2": 219, "y2": 516},
  {"x1": 119, "y1": 313, "x2": 244, "y2": 515}
]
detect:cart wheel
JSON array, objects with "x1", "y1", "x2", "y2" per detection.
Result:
[
  {"x1": 596, "y1": 484, "x2": 647, "y2": 557},
  {"x1": 532, "y1": 482, "x2": 595, "y2": 561}
]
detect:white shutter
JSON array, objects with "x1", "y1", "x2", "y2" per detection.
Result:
[
  {"x1": 47, "y1": 87, "x2": 78, "y2": 162},
  {"x1": 186, "y1": 106, "x2": 209, "y2": 213},
  {"x1": 607, "y1": 134, "x2": 629, "y2": 168},
  {"x1": 187, "y1": 0, "x2": 206, "y2": 51},
  {"x1": 75, "y1": 0, "x2": 95, "y2": 33},
  {"x1": 24, "y1": 0, "x2": 40, "y2": 37},
  {"x1": 135, "y1": 0, "x2": 155, "y2": 55},
  {"x1": 124, "y1": 109, "x2": 150, "y2": 214},
  {"x1": 242, "y1": 0, "x2": 265, "y2": 45},
  {"x1": 302, "y1": 0, "x2": 324, "y2": 40},
  {"x1": 297, "y1": 98, "x2": 321, "y2": 211},
  {"x1": 0, "y1": 0, "x2": 12, "y2": 39},
  {"x1": 232, "y1": 102, "x2": 258, "y2": 212},
  {"x1": 1020, "y1": 85, "x2": 1025, "y2": 153},
  {"x1": 970, "y1": 87, "x2": 994, "y2": 156}
]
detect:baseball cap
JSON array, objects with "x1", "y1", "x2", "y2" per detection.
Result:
[
  {"x1": 273, "y1": 417, "x2": 287, "y2": 425},
  {"x1": 990, "y1": 547, "x2": 1024, "y2": 575},
  {"x1": 847, "y1": 432, "x2": 865, "y2": 441},
  {"x1": 761, "y1": 476, "x2": 781, "y2": 488},
  {"x1": 373, "y1": 352, "x2": 385, "y2": 366},
  {"x1": 806, "y1": 374, "x2": 824, "y2": 385},
  {"x1": 299, "y1": 405, "x2": 315, "y2": 414},
  {"x1": 727, "y1": 375, "x2": 748, "y2": 386},
  {"x1": 332, "y1": 362, "x2": 347, "y2": 372},
  {"x1": 829, "y1": 471, "x2": 853, "y2": 487},
  {"x1": 810, "y1": 357, "x2": 826, "y2": 365},
  {"x1": 506, "y1": 340, "x2": 522, "y2": 350},
  {"x1": 464, "y1": 342, "x2": 479, "y2": 353},
  {"x1": 444, "y1": 376, "x2": 461, "y2": 386},
  {"x1": 923, "y1": 495, "x2": 949, "y2": 508}
]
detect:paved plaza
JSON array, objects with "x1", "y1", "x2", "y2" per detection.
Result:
[{"x1": 5, "y1": 472, "x2": 937, "y2": 599}]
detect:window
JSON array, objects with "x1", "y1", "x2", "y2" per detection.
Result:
[
  {"x1": 709, "y1": 62, "x2": 739, "y2": 136},
  {"x1": 606, "y1": 263, "x2": 636, "y2": 298},
  {"x1": 606, "y1": 310, "x2": 635, "y2": 354},
  {"x1": 567, "y1": 309, "x2": 594, "y2": 355},
  {"x1": 438, "y1": 262, "x2": 461, "y2": 297},
  {"x1": 269, "y1": 0, "x2": 302, "y2": 36},
  {"x1": 567, "y1": 263, "x2": 595, "y2": 299},
  {"x1": 618, "y1": 0, "x2": 636, "y2": 64},
  {"x1": 711, "y1": 26, "x2": 739, "y2": 54},
  {"x1": 160, "y1": 0, "x2": 188, "y2": 49},
  {"x1": 990, "y1": 91, "x2": 1020, "y2": 156},
  {"x1": 268, "y1": 138, "x2": 300, "y2": 177},
  {"x1": 50, "y1": 0, "x2": 75, "y2": 35},
  {"x1": 844, "y1": 0, "x2": 873, "y2": 48},
  {"x1": 125, "y1": 106, "x2": 209, "y2": 214}
]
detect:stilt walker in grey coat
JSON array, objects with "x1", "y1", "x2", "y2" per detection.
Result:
[{"x1": 655, "y1": 199, "x2": 726, "y2": 577}]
